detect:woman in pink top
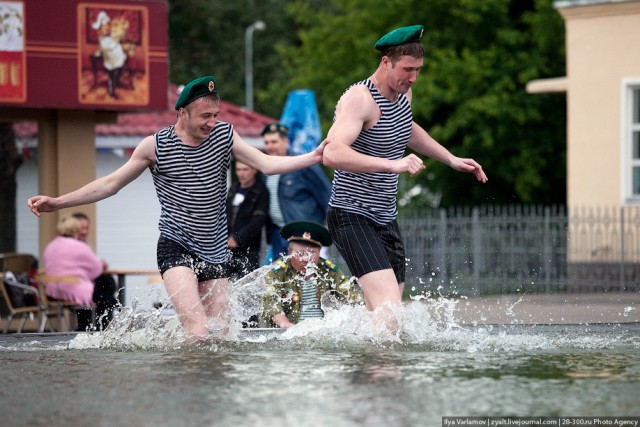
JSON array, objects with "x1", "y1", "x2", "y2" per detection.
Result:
[{"x1": 43, "y1": 216, "x2": 104, "y2": 307}]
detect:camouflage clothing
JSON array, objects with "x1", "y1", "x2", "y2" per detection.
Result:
[{"x1": 261, "y1": 257, "x2": 362, "y2": 326}]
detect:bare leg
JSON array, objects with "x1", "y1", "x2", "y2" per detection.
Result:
[
  {"x1": 358, "y1": 269, "x2": 402, "y2": 310},
  {"x1": 163, "y1": 266, "x2": 209, "y2": 339},
  {"x1": 199, "y1": 277, "x2": 231, "y2": 333},
  {"x1": 357, "y1": 269, "x2": 402, "y2": 333}
]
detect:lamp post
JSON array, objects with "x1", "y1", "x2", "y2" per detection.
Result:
[{"x1": 245, "y1": 20, "x2": 266, "y2": 111}]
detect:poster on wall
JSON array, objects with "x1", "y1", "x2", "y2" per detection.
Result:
[
  {"x1": 78, "y1": 3, "x2": 148, "y2": 106},
  {"x1": 0, "y1": 0, "x2": 167, "y2": 111},
  {"x1": 0, "y1": 0, "x2": 26, "y2": 103}
]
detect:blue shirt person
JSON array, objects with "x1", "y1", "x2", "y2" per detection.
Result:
[{"x1": 262, "y1": 123, "x2": 332, "y2": 261}]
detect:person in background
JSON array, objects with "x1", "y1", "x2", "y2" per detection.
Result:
[
  {"x1": 261, "y1": 221, "x2": 362, "y2": 328},
  {"x1": 72, "y1": 212, "x2": 118, "y2": 329},
  {"x1": 43, "y1": 215, "x2": 104, "y2": 331},
  {"x1": 323, "y1": 25, "x2": 488, "y2": 329},
  {"x1": 225, "y1": 161, "x2": 269, "y2": 279},
  {"x1": 262, "y1": 123, "x2": 332, "y2": 261},
  {"x1": 28, "y1": 75, "x2": 328, "y2": 342}
]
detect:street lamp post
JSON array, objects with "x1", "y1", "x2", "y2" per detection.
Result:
[{"x1": 245, "y1": 20, "x2": 266, "y2": 111}]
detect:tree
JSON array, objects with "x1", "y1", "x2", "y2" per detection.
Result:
[
  {"x1": 167, "y1": 0, "x2": 298, "y2": 118},
  {"x1": 269, "y1": 0, "x2": 566, "y2": 206}
]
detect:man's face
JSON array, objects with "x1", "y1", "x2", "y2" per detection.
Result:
[
  {"x1": 263, "y1": 132, "x2": 288, "y2": 156},
  {"x1": 77, "y1": 218, "x2": 90, "y2": 241},
  {"x1": 288, "y1": 242, "x2": 321, "y2": 274},
  {"x1": 183, "y1": 97, "x2": 220, "y2": 141},
  {"x1": 385, "y1": 55, "x2": 423, "y2": 94},
  {"x1": 235, "y1": 162, "x2": 257, "y2": 188}
]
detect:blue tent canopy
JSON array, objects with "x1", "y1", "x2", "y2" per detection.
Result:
[{"x1": 279, "y1": 89, "x2": 322, "y2": 155}]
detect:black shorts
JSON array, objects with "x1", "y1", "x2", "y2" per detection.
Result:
[
  {"x1": 327, "y1": 207, "x2": 406, "y2": 283},
  {"x1": 156, "y1": 236, "x2": 230, "y2": 282}
]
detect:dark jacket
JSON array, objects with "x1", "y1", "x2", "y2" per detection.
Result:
[
  {"x1": 269, "y1": 162, "x2": 332, "y2": 227},
  {"x1": 226, "y1": 179, "x2": 269, "y2": 252}
]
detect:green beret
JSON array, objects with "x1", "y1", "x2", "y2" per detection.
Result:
[
  {"x1": 175, "y1": 76, "x2": 217, "y2": 110},
  {"x1": 281, "y1": 221, "x2": 332, "y2": 247},
  {"x1": 374, "y1": 25, "x2": 424, "y2": 50},
  {"x1": 261, "y1": 122, "x2": 288, "y2": 136}
]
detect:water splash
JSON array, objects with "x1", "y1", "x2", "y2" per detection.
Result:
[{"x1": 18, "y1": 266, "x2": 635, "y2": 353}]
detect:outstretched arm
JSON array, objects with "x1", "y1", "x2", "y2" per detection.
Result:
[
  {"x1": 231, "y1": 130, "x2": 325, "y2": 175},
  {"x1": 408, "y1": 122, "x2": 488, "y2": 183},
  {"x1": 27, "y1": 135, "x2": 156, "y2": 216}
]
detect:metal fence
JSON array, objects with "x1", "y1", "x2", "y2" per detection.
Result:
[{"x1": 327, "y1": 205, "x2": 640, "y2": 296}]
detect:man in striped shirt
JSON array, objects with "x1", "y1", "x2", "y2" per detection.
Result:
[
  {"x1": 323, "y1": 25, "x2": 488, "y2": 329},
  {"x1": 27, "y1": 76, "x2": 328, "y2": 342}
]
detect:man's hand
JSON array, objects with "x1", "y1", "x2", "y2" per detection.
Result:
[
  {"x1": 450, "y1": 157, "x2": 488, "y2": 183},
  {"x1": 27, "y1": 196, "x2": 58, "y2": 217},
  {"x1": 391, "y1": 154, "x2": 426, "y2": 177},
  {"x1": 273, "y1": 313, "x2": 295, "y2": 328},
  {"x1": 314, "y1": 138, "x2": 331, "y2": 164}
]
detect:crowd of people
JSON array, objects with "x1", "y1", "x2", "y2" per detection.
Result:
[{"x1": 27, "y1": 25, "x2": 487, "y2": 339}]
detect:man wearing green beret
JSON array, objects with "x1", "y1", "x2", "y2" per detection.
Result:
[
  {"x1": 260, "y1": 221, "x2": 362, "y2": 328},
  {"x1": 27, "y1": 75, "x2": 329, "y2": 342},
  {"x1": 322, "y1": 25, "x2": 489, "y2": 330}
]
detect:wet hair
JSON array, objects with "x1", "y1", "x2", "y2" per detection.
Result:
[
  {"x1": 184, "y1": 92, "x2": 220, "y2": 113},
  {"x1": 379, "y1": 41, "x2": 424, "y2": 64},
  {"x1": 57, "y1": 216, "x2": 81, "y2": 238}
]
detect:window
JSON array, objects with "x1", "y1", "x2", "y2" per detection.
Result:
[{"x1": 624, "y1": 83, "x2": 640, "y2": 202}]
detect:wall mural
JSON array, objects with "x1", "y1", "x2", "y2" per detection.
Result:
[{"x1": 78, "y1": 3, "x2": 149, "y2": 105}]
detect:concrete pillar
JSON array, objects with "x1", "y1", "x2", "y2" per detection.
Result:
[{"x1": 37, "y1": 110, "x2": 97, "y2": 256}]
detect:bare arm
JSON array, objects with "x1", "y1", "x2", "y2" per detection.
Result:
[
  {"x1": 408, "y1": 122, "x2": 488, "y2": 183},
  {"x1": 323, "y1": 85, "x2": 426, "y2": 177},
  {"x1": 231, "y1": 130, "x2": 325, "y2": 175},
  {"x1": 27, "y1": 135, "x2": 156, "y2": 216}
]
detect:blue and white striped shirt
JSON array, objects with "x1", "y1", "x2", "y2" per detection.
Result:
[
  {"x1": 329, "y1": 79, "x2": 413, "y2": 224},
  {"x1": 151, "y1": 123, "x2": 233, "y2": 264}
]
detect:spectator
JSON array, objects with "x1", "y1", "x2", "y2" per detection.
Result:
[
  {"x1": 226, "y1": 161, "x2": 268, "y2": 279},
  {"x1": 262, "y1": 123, "x2": 332, "y2": 261},
  {"x1": 72, "y1": 212, "x2": 118, "y2": 329},
  {"x1": 42, "y1": 215, "x2": 104, "y2": 330}
]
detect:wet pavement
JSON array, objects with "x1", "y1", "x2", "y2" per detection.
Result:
[{"x1": 449, "y1": 292, "x2": 640, "y2": 325}]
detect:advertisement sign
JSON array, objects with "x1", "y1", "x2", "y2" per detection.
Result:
[
  {"x1": 0, "y1": 0, "x2": 167, "y2": 111},
  {"x1": 0, "y1": 1, "x2": 26, "y2": 102}
]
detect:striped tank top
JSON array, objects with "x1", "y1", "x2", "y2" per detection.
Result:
[
  {"x1": 329, "y1": 79, "x2": 413, "y2": 224},
  {"x1": 151, "y1": 123, "x2": 233, "y2": 264}
]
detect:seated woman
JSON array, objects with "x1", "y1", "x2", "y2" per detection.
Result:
[{"x1": 43, "y1": 216, "x2": 104, "y2": 329}]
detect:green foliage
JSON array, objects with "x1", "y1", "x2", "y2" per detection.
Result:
[{"x1": 168, "y1": 0, "x2": 297, "y2": 118}]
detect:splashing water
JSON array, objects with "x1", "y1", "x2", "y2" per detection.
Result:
[{"x1": 54, "y1": 265, "x2": 640, "y2": 354}]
